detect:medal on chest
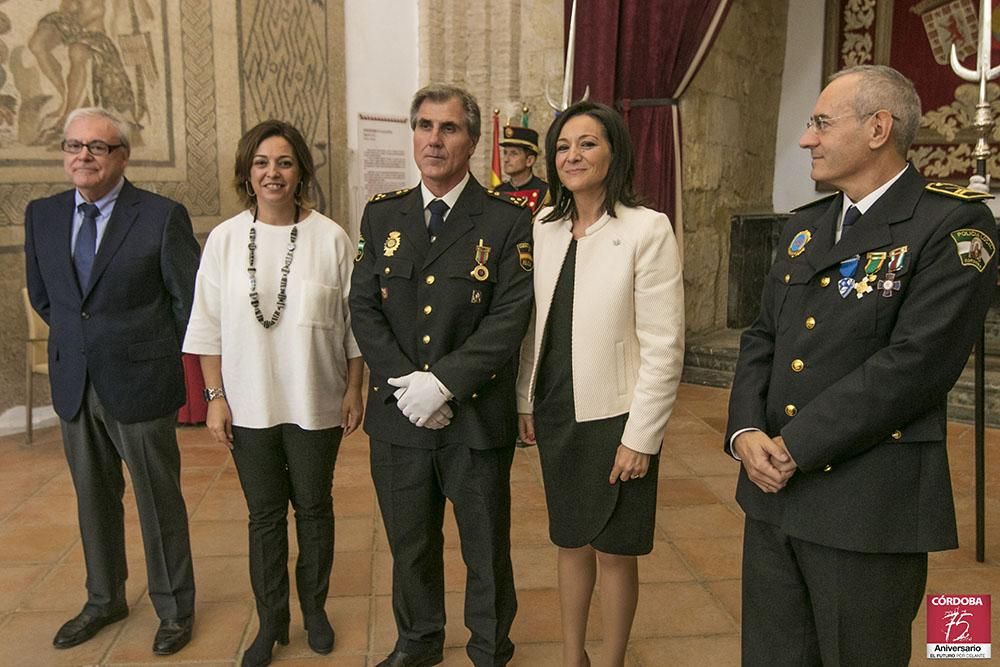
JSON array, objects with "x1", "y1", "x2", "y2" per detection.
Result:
[{"x1": 471, "y1": 239, "x2": 491, "y2": 281}]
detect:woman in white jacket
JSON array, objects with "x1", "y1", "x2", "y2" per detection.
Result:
[{"x1": 517, "y1": 101, "x2": 684, "y2": 667}]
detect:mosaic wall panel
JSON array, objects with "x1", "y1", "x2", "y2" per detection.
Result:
[
  {"x1": 237, "y1": 0, "x2": 333, "y2": 215},
  {"x1": 0, "y1": 0, "x2": 219, "y2": 228}
]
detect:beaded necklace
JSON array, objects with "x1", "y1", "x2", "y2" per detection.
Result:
[{"x1": 247, "y1": 204, "x2": 299, "y2": 329}]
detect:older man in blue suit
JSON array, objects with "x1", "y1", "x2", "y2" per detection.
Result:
[{"x1": 24, "y1": 107, "x2": 199, "y2": 656}]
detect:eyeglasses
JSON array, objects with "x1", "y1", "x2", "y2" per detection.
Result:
[
  {"x1": 804, "y1": 111, "x2": 894, "y2": 133},
  {"x1": 60, "y1": 140, "x2": 124, "y2": 156}
]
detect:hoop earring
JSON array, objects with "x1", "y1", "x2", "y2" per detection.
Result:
[{"x1": 245, "y1": 181, "x2": 256, "y2": 198}]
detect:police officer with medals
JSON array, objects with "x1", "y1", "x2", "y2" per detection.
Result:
[
  {"x1": 498, "y1": 125, "x2": 549, "y2": 213},
  {"x1": 350, "y1": 84, "x2": 533, "y2": 667},
  {"x1": 725, "y1": 65, "x2": 998, "y2": 666}
]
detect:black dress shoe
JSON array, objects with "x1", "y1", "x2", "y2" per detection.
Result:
[
  {"x1": 303, "y1": 611, "x2": 335, "y2": 654},
  {"x1": 376, "y1": 649, "x2": 445, "y2": 667},
  {"x1": 53, "y1": 608, "x2": 128, "y2": 649},
  {"x1": 152, "y1": 616, "x2": 193, "y2": 655}
]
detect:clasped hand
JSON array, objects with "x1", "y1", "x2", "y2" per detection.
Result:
[
  {"x1": 733, "y1": 431, "x2": 797, "y2": 493},
  {"x1": 388, "y1": 371, "x2": 453, "y2": 429}
]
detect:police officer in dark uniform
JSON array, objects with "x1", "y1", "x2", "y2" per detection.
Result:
[
  {"x1": 725, "y1": 65, "x2": 998, "y2": 666},
  {"x1": 498, "y1": 125, "x2": 548, "y2": 212},
  {"x1": 350, "y1": 84, "x2": 533, "y2": 667}
]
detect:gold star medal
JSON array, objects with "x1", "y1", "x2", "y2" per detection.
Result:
[
  {"x1": 384, "y1": 231, "x2": 401, "y2": 257},
  {"x1": 471, "y1": 239, "x2": 491, "y2": 281}
]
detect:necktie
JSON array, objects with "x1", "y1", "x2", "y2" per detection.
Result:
[
  {"x1": 74, "y1": 202, "x2": 100, "y2": 288},
  {"x1": 840, "y1": 205, "x2": 861, "y2": 241},
  {"x1": 427, "y1": 199, "x2": 449, "y2": 241}
]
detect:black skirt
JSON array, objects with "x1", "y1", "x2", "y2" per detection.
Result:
[{"x1": 533, "y1": 240, "x2": 658, "y2": 556}]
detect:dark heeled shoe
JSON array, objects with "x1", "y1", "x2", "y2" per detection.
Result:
[
  {"x1": 241, "y1": 622, "x2": 290, "y2": 667},
  {"x1": 303, "y1": 611, "x2": 335, "y2": 655}
]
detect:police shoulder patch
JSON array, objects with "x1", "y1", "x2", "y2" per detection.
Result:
[
  {"x1": 926, "y1": 182, "x2": 993, "y2": 201},
  {"x1": 516, "y1": 242, "x2": 533, "y2": 272},
  {"x1": 790, "y1": 192, "x2": 838, "y2": 213},
  {"x1": 486, "y1": 189, "x2": 528, "y2": 207},
  {"x1": 368, "y1": 187, "x2": 413, "y2": 203},
  {"x1": 951, "y1": 228, "x2": 996, "y2": 272}
]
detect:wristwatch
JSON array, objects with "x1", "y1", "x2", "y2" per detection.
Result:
[{"x1": 203, "y1": 386, "x2": 227, "y2": 402}]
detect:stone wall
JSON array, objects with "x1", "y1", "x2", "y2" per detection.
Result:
[
  {"x1": 0, "y1": 0, "x2": 347, "y2": 421},
  {"x1": 680, "y1": 0, "x2": 789, "y2": 334},
  {"x1": 418, "y1": 0, "x2": 565, "y2": 185}
]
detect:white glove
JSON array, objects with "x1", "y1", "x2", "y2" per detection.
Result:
[
  {"x1": 422, "y1": 405, "x2": 454, "y2": 430},
  {"x1": 388, "y1": 372, "x2": 451, "y2": 427},
  {"x1": 394, "y1": 387, "x2": 454, "y2": 429}
]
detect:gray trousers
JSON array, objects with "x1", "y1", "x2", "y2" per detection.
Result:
[{"x1": 60, "y1": 382, "x2": 195, "y2": 620}]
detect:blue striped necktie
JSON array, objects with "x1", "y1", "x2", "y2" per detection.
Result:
[{"x1": 74, "y1": 202, "x2": 100, "y2": 288}]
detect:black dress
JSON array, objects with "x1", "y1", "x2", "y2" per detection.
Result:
[{"x1": 533, "y1": 240, "x2": 659, "y2": 556}]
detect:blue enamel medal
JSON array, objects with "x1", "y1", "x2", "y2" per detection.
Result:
[
  {"x1": 838, "y1": 255, "x2": 859, "y2": 298},
  {"x1": 788, "y1": 230, "x2": 812, "y2": 257}
]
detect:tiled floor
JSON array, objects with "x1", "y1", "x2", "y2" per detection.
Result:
[{"x1": 0, "y1": 383, "x2": 997, "y2": 666}]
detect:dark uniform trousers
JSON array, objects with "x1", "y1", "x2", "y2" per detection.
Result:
[
  {"x1": 61, "y1": 382, "x2": 195, "y2": 620},
  {"x1": 370, "y1": 439, "x2": 516, "y2": 663},
  {"x1": 725, "y1": 167, "x2": 998, "y2": 667},
  {"x1": 349, "y1": 176, "x2": 533, "y2": 667}
]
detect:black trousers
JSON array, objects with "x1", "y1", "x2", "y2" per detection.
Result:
[
  {"x1": 370, "y1": 439, "x2": 517, "y2": 667},
  {"x1": 742, "y1": 517, "x2": 927, "y2": 666},
  {"x1": 231, "y1": 424, "x2": 342, "y2": 627},
  {"x1": 60, "y1": 382, "x2": 195, "y2": 620}
]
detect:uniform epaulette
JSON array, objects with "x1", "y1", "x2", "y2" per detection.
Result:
[
  {"x1": 486, "y1": 189, "x2": 528, "y2": 207},
  {"x1": 368, "y1": 187, "x2": 413, "y2": 203},
  {"x1": 925, "y1": 182, "x2": 993, "y2": 201},
  {"x1": 790, "y1": 192, "x2": 838, "y2": 212}
]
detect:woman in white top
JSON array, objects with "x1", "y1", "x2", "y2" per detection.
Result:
[
  {"x1": 184, "y1": 120, "x2": 363, "y2": 667},
  {"x1": 517, "y1": 101, "x2": 684, "y2": 667}
]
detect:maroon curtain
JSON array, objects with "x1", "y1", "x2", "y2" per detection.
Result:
[{"x1": 566, "y1": 0, "x2": 731, "y2": 235}]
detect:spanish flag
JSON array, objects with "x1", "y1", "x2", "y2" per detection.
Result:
[{"x1": 489, "y1": 109, "x2": 502, "y2": 188}]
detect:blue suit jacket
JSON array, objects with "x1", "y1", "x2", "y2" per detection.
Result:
[{"x1": 24, "y1": 179, "x2": 201, "y2": 424}]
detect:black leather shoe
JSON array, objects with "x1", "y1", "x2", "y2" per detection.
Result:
[
  {"x1": 152, "y1": 616, "x2": 193, "y2": 655},
  {"x1": 53, "y1": 608, "x2": 128, "y2": 649},
  {"x1": 376, "y1": 649, "x2": 445, "y2": 667},
  {"x1": 303, "y1": 612, "x2": 335, "y2": 654}
]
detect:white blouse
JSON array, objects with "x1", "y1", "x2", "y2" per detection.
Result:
[{"x1": 184, "y1": 210, "x2": 361, "y2": 430}]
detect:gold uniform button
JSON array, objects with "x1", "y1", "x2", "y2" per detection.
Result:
[
  {"x1": 422, "y1": 363, "x2": 430, "y2": 371},
  {"x1": 490, "y1": 373, "x2": 497, "y2": 380},
  {"x1": 820, "y1": 276, "x2": 831, "y2": 287},
  {"x1": 805, "y1": 316, "x2": 816, "y2": 330},
  {"x1": 372, "y1": 386, "x2": 379, "y2": 392},
  {"x1": 823, "y1": 464, "x2": 833, "y2": 473},
  {"x1": 471, "y1": 393, "x2": 478, "y2": 399},
  {"x1": 785, "y1": 404, "x2": 797, "y2": 417},
  {"x1": 784, "y1": 274, "x2": 791, "y2": 284},
  {"x1": 423, "y1": 305, "x2": 432, "y2": 315},
  {"x1": 383, "y1": 267, "x2": 391, "y2": 274},
  {"x1": 422, "y1": 335, "x2": 431, "y2": 344},
  {"x1": 791, "y1": 359, "x2": 805, "y2": 372},
  {"x1": 891, "y1": 430, "x2": 902, "y2": 440},
  {"x1": 425, "y1": 275, "x2": 435, "y2": 285}
]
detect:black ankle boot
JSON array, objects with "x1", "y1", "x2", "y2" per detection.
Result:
[
  {"x1": 241, "y1": 621, "x2": 289, "y2": 667},
  {"x1": 303, "y1": 611, "x2": 335, "y2": 655}
]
